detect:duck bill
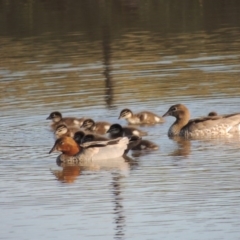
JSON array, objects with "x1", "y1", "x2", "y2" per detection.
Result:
[
  {"x1": 118, "y1": 115, "x2": 122, "y2": 119},
  {"x1": 46, "y1": 116, "x2": 51, "y2": 120},
  {"x1": 162, "y1": 111, "x2": 170, "y2": 117},
  {"x1": 49, "y1": 143, "x2": 58, "y2": 154}
]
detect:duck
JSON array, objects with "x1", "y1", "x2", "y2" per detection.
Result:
[
  {"x1": 74, "y1": 130, "x2": 139, "y2": 153},
  {"x1": 46, "y1": 111, "x2": 85, "y2": 130},
  {"x1": 131, "y1": 139, "x2": 159, "y2": 150},
  {"x1": 118, "y1": 108, "x2": 164, "y2": 125},
  {"x1": 107, "y1": 124, "x2": 158, "y2": 151},
  {"x1": 208, "y1": 111, "x2": 218, "y2": 117},
  {"x1": 49, "y1": 136, "x2": 129, "y2": 163},
  {"x1": 73, "y1": 131, "x2": 109, "y2": 144},
  {"x1": 54, "y1": 124, "x2": 81, "y2": 139},
  {"x1": 107, "y1": 123, "x2": 147, "y2": 139},
  {"x1": 81, "y1": 118, "x2": 111, "y2": 135},
  {"x1": 162, "y1": 104, "x2": 240, "y2": 138}
]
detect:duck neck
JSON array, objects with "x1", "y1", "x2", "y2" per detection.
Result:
[
  {"x1": 63, "y1": 142, "x2": 80, "y2": 156},
  {"x1": 170, "y1": 111, "x2": 190, "y2": 136}
]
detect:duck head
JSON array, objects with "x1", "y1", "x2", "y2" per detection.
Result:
[
  {"x1": 73, "y1": 131, "x2": 86, "y2": 144},
  {"x1": 162, "y1": 104, "x2": 190, "y2": 120},
  {"x1": 107, "y1": 124, "x2": 123, "y2": 134},
  {"x1": 49, "y1": 137, "x2": 80, "y2": 156},
  {"x1": 118, "y1": 109, "x2": 133, "y2": 119},
  {"x1": 46, "y1": 111, "x2": 62, "y2": 123},
  {"x1": 82, "y1": 119, "x2": 95, "y2": 130},
  {"x1": 55, "y1": 124, "x2": 68, "y2": 138}
]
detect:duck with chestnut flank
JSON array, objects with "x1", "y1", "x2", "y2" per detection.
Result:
[
  {"x1": 162, "y1": 104, "x2": 240, "y2": 138},
  {"x1": 49, "y1": 136, "x2": 129, "y2": 164},
  {"x1": 46, "y1": 111, "x2": 85, "y2": 130},
  {"x1": 81, "y1": 118, "x2": 111, "y2": 135}
]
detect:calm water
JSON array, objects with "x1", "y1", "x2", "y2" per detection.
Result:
[{"x1": 1, "y1": 1, "x2": 240, "y2": 239}]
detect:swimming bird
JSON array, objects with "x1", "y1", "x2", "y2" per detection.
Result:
[
  {"x1": 107, "y1": 123, "x2": 147, "y2": 139},
  {"x1": 162, "y1": 104, "x2": 240, "y2": 138},
  {"x1": 81, "y1": 118, "x2": 111, "y2": 135},
  {"x1": 107, "y1": 124, "x2": 158, "y2": 150},
  {"x1": 208, "y1": 111, "x2": 218, "y2": 117},
  {"x1": 73, "y1": 131, "x2": 109, "y2": 144},
  {"x1": 118, "y1": 108, "x2": 164, "y2": 125},
  {"x1": 49, "y1": 136, "x2": 129, "y2": 163},
  {"x1": 46, "y1": 111, "x2": 84, "y2": 130},
  {"x1": 54, "y1": 124, "x2": 81, "y2": 139}
]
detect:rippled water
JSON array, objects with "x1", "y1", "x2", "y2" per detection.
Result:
[{"x1": 1, "y1": 1, "x2": 240, "y2": 239}]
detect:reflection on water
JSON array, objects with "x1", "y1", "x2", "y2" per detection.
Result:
[
  {"x1": 1, "y1": 1, "x2": 240, "y2": 239},
  {"x1": 51, "y1": 165, "x2": 81, "y2": 183}
]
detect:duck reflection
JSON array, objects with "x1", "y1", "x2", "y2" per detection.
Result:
[
  {"x1": 52, "y1": 156, "x2": 134, "y2": 183},
  {"x1": 102, "y1": 24, "x2": 114, "y2": 108},
  {"x1": 169, "y1": 136, "x2": 192, "y2": 157},
  {"x1": 111, "y1": 172, "x2": 126, "y2": 240},
  {"x1": 51, "y1": 165, "x2": 81, "y2": 183}
]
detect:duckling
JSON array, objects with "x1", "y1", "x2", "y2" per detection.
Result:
[
  {"x1": 46, "y1": 111, "x2": 84, "y2": 130},
  {"x1": 162, "y1": 104, "x2": 240, "y2": 138},
  {"x1": 49, "y1": 136, "x2": 129, "y2": 163},
  {"x1": 73, "y1": 131, "x2": 109, "y2": 144},
  {"x1": 131, "y1": 139, "x2": 159, "y2": 150},
  {"x1": 118, "y1": 108, "x2": 164, "y2": 125},
  {"x1": 208, "y1": 111, "x2": 218, "y2": 117},
  {"x1": 54, "y1": 124, "x2": 81, "y2": 139},
  {"x1": 107, "y1": 123, "x2": 147, "y2": 139},
  {"x1": 81, "y1": 118, "x2": 111, "y2": 135},
  {"x1": 107, "y1": 124, "x2": 158, "y2": 151}
]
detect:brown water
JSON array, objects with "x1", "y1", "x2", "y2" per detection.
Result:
[{"x1": 1, "y1": 1, "x2": 240, "y2": 239}]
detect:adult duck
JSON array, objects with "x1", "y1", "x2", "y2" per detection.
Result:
[
  {"x1": 49, "y1": 136, "x2": 129, "y2": 164},
  {"x1": 162, "y1": 104, "x2": 240, "y2": 138}
]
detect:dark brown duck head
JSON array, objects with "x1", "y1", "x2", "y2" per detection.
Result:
[
  {"x1": 208, "y1": 111, "x2": 218, "y2": 117},
  {"x1": 118, "y1": 109, "x2": 133, "y2": 119},
  {"x1": 49, "y1": 136, "x2": 80, "y2": 156},
  {"x1": 73, "y1": 131, "x2": 86, "y2": 144},
  {"x1": 82, "y1": 134, "x2": 95, "y2": 143},
  {"x1": 46, "y1": 111, "x2": 62, "y2": 123},
  {"x1": 107, "y1": 124, "x2": 124, "y2": 134}
]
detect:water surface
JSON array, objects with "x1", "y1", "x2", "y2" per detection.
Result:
[{"x1": 1, "y1": 1, "x2": 240, "y2": 239}]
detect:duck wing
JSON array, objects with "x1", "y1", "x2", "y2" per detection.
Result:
[{"x1": 183, "y1": 113, "x2": 240, "y2": 136}]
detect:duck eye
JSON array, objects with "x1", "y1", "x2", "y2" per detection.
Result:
[{"x1": 171, "y1": 107, "x2": 176, "y2": 111}]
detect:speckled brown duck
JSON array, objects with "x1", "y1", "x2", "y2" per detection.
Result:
[
  {"x1": 46, "y1": 111, "x2": 85, "y2": 130},
  {"x1": 163, "y1": 104, "x2": 240, "y2": 138},
  {"x1": 54, "y1": 124, "x2": 82, "y2": 139},
  {"x1": 81, "y1": 118, "x2": 111, "y2": 135},
  {"x1": 118, "y1": 108, "x2": 164, "y2": 125}
]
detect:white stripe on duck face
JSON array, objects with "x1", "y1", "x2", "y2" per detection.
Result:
[
  {"x1": 154, "y1": 116, "x2": 160, "y2": 122},
  {"x1": 73, "y1": 120, "x2": 80, "y2": 125},
  {"x1": 132, "y1": 130, "x2": 140, "y2": 136}
]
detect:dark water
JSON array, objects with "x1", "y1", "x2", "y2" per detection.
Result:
[{"x1": 1, "y1": 1, "x2": 240, "y2": 239}]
